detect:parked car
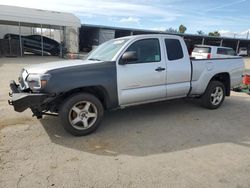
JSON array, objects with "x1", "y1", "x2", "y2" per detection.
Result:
[
  {"x1": 191, "y1": 45, "x2": 237, "y2": 59},
  {"x1": 9, "y1": 34, "x2": 244, "y2": 136},
  {"x1": 4, "y1": 34, "x2": 66, "y2": 56},
  {"x1": 238, "y1": 47, "x2": 248, "y2": 56}
]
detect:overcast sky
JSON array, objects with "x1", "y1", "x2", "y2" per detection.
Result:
[{"x1": 0, "y1": 0, "x2": 250, "y2": 38}]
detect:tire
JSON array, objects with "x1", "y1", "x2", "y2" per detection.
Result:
[
  {"x1": 59, "y1": 93, "x2": 104, "y2": 136},
  {"x1": 201, "y1": 81, "x2": 226, "y2": 109}
]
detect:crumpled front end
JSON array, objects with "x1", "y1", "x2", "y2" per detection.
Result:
[{"x1": 8, "y1": 80, "x2": 48, "y2": 112}]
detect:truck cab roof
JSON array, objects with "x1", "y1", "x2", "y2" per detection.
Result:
[{"x1": 115, "y1": 34, "x2": 183, "y2": 40}]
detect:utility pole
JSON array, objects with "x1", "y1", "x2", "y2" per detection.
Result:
[{"x1": 247, "y1": 31, "x2": 249, "y2": 39}]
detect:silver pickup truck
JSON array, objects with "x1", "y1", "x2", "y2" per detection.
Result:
[{"x1": 9, "y1": 34, "x2": 244, "y2": 136}]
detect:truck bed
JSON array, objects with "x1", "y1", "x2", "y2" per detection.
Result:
[{"x1": 190, "y1": 57, "x2": 244, "y2": 95}]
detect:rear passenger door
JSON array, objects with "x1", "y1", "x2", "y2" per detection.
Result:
[{"x1": 164, "y1": 37, "x2": 192, "y2": 98}]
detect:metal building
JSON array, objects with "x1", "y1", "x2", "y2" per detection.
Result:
[
  {"x1": 79, "y1": 24, "x2": 250, "y2": 55},
  {"x1": 0, "y1": 5, "x2": 81, "y2": 57}
]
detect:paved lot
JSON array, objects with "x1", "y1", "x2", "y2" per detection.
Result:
[{"x1": 0, "y1": 57, "x2": 250, "y2": 188}]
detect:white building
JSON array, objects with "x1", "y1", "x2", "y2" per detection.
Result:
[{"x1": 0, "y1": 5, "x2": 81, "y2": 55}]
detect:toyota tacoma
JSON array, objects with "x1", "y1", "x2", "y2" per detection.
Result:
[{"x1": 9, "y1": 34, "x2": 244, "y2": 136}]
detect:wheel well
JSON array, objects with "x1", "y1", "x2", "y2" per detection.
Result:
[
  {"x1": 57, "y1": 86, "x2": 109, "y2": 110},
  {"x1": 210, "y1": 73, "x2": 231, "y2": 96}
]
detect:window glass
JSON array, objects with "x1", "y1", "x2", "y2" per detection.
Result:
[
  {"x1": 240, "y1": 48, "x2": 247, "y2": 51},
  {"x1": 217, "y1": 48, "x2": 227, "y2": 55},
  {"x1": 217, "y1": 48, "x2": 236, "y2": 56},
  {"x1": 193, "y1": 47, "x2": 211, "y2": 53},
  {"x1": 165, "y1": 39, "x2": 184, "y2": 61},
  {"x1": 226, "y1": 49, "x2": 236, "y2": 56},
  {"x1": 87, "y1": 39, "x2": 129, "y2": 61},
  {"x1": 125, "y1": 39, "x2": 161, "y2": 63}
]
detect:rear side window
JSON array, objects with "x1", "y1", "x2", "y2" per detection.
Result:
[
  {"x1": 165, "y1": 39, "x2": 184, "y2": 61},
  {"x1": 217, "y1": 48, "x2": 236, "y2": 56},
  {"x1": 217, "y1": 48, "x2": 227, "y2": 55},
  {"x1": 226, "y1": 49, "x2": 236, "y2": 56},
  {"x1": 125, "y1": 39, "x2": 161, "y2": 64},
  {"x1": 193, "y1": 47, "x2": 211, "y2": 53}
]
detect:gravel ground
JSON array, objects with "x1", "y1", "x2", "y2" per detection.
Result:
[
  {"x1": 0, "y1": 56, "x2": 250, "y2": 188},
  {"x1": 244, "y1": 57, "x2": 250, "y2": 73}
]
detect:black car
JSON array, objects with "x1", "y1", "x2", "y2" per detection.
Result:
[{"x1": 4, "y1": 34, "x2": 66, "y2": 56}]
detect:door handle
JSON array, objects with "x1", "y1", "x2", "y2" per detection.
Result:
[{"x1": 155, "y1": 67, "x2": 166, "y2": 72}]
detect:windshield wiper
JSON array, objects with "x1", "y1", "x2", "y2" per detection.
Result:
[{"x1": 88, "y1": 58, "x2": 101, "y2": 61}]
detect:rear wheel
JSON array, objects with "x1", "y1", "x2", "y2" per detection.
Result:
[
  {"x1": 201, "y1": 81, "x2": 225, "y2": 109},
  {"x1": 59, "y1": 93, "x2": 104, "y2": 136}
]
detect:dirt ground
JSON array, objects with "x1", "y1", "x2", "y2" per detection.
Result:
[
  {"x1": 0, "y1": 57, "x2": 250, "y2": 188},
  {"x1": 244, "y1": 57, "x2": 250, "y2": 73}
]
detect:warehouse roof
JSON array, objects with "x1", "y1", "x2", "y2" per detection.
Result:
[
  {"x1": 82, "y1": 24, "x2": 250, "y2": 42},
  {"x1": 0, "y1": 5, "x2": 81, "y2": 28}
]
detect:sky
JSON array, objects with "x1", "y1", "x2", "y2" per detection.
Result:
[{"x1": 0, "y1": 0, "x2": 250, "y2": 38}]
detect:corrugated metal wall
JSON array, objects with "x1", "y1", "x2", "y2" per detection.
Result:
[{"x1": 0, "y1": 39, "x2": 23, "y2": 57}]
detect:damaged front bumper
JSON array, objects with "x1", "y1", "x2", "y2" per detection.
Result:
[{"x1": 8, "y1": 80, "x2": 48, "y2": 113}]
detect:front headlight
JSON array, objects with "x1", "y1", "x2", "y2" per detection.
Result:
[{"x1": 26, "y1": 74, "x2": 51, "y2": 91}]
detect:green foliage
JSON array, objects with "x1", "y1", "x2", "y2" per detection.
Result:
[
  {"x1": 197, "y1": 30, "x2": 205, "y2": 35},
  {"x1": 166, "y1": 27, "x2": 178, "y2": 33},
  {"x1": 208, "y1": 31, "x2": 221, "y2": 37},
  {"x1": 179, "y1": 24, "x2": 187, "y2": 34},
  {"x1": 166, "y1": 25, "x2": 187, "y2": 34}
]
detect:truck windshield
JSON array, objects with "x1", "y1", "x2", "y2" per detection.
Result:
[{"x1": 87, "y1": 39, "x2": 129, "y2": 61}]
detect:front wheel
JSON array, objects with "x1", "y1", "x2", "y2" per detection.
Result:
[
  {"x1": 59, "y1": 93, "x2": 104, "y2": 136},
  {"x1": 201, "y1": 81, "x2": 226, "y2": 109}
]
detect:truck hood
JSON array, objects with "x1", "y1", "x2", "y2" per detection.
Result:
[{"x1": 24, "y1": 59, "x2": 102, "y2": 74}]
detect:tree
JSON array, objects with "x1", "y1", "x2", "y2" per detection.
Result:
[
  {"x1": 197, "y1": 30, "x2": 205, "y2": 35},
  {"x1": 208, "y1": 31, "x2": 221, "y2": 37},
  {"x1": 166, "y1": 27, "x2": 178, "y2": 33},
  {"x1": 179, "y1": 24, "x2": 187, "y2": 34}
]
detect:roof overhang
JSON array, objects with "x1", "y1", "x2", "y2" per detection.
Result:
[
  {"x1": 82, "y1": 24, "x2": 250, "y2": 42},
  {"x1": 0, "y1": 5, "x2": 81, "y2": 29}
]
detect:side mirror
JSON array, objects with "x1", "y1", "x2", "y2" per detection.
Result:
[{"x1": 119, "y1": 51, "x2": 138, "y2": 65}]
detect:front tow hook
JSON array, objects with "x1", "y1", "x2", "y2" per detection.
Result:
[{"x1": 8, "y1": 100, "x2": 13, "y2": 105}]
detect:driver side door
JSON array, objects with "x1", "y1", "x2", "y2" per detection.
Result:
[{"x1": 116, "y1": 38, "x2": 167, "y2": 106}]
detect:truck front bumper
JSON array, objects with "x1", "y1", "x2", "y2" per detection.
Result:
[{"x1": 8, "y1": 80, "x2": 48, "y2": 112}]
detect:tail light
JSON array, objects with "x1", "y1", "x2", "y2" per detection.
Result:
[
  {"x1": 243, "y1": 74, "x2": 250, "y2": 85},
  {"x1": 207, "y1": 53, "x2": 211, "y2": 59}
]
